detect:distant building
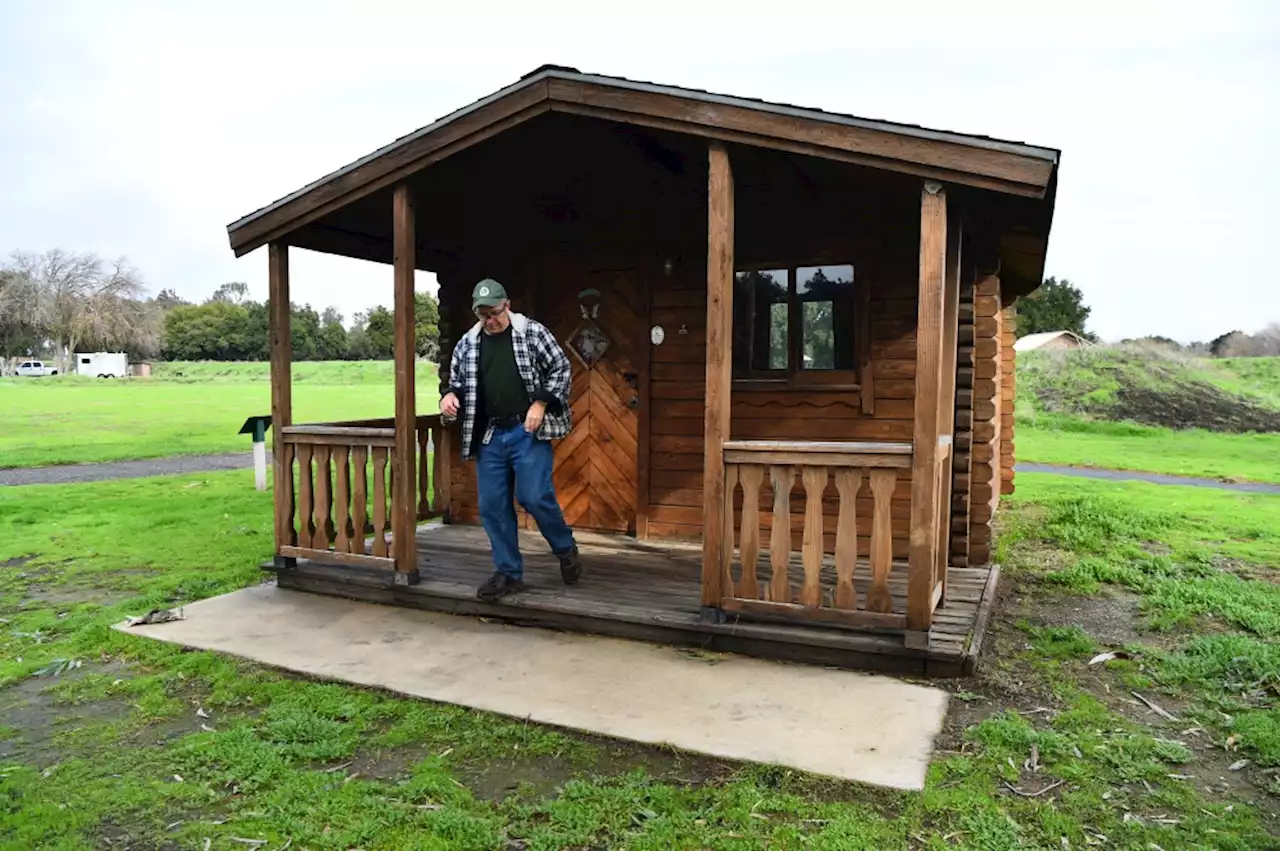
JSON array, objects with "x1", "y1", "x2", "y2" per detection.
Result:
[{"x1": 1014, "y1": 330, "x2": 1090, "y2": 352}]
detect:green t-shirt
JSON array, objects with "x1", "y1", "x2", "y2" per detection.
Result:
[{"x1": 479, "y1": 326, "x2": 530, "y2": 419}]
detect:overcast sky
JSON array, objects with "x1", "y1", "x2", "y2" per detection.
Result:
[{"x1": 1, "y1": 1, "x2": 1276, "y2": 343}]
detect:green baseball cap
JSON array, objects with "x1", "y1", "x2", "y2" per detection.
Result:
[{"x1": 472, "y1": 278, "x2": 508, "y2": 310}]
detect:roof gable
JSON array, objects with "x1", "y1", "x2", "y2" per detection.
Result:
[{"x1": 227, "y1": 66, "x2": 1060, "y2": 257}]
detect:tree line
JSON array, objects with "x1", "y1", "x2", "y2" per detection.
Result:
[
  {"x1": 1013, "y1": 277, "x2": 1277, "y2": 357},
  {"x1": 1, "y1": 249, "x2": 440, "y2": 369}
]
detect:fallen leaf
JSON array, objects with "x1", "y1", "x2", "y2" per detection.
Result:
[
  {"x1": 1225, "y1": 735, "x2": 1240, "y2": 750},
  {"x1": 1229, "y1": 759, "x2": 1251, "y2": 771},
  {"x1": 125, "y1": 607, "x2": 184, "y2": 627},
  {"x1": 1089, "y1": 651, "x2": 1131, "y2": 666},
  {"x1": 201, "y1": 724, "x2": 216, "y2": 733},
  {"x1": 172, "y1": 774, "x2": 183, "y2": 783},
  {"x1": 196, "y1": 707, "x2": 210, "y2": 718}
]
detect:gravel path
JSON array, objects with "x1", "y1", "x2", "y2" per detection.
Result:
[
  {"x1": 0, "y1": 453, "x2": 253, "y2": 486},
  {"x1": 1018, "y1": 463, "x2": 1280, "y2": 495}
]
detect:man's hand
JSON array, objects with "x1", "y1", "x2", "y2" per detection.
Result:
[
  {"x1": 524, "y1": 400, "x2": 547, "y2": 433},
  {"x1": 441, "y1": 392, "x2": 460, "y2": 418}
]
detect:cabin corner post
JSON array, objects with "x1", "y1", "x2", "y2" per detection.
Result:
[
  {"x1": 907, "y1": 180, "x2": 948, "y2": 641},
  {"x1": 392, "y1": 183, "x2": 419, "y2": 585},
  {"x1": 936, "y1": 209, "x2": 963, "y2": 605},
  {"x1": 700, "y1": 141, "x2": 734, "y2": 618},
  {"x1": 268, "y1": 242, "x2": 296, "y2": 569}
]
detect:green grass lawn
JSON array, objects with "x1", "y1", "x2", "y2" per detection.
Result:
[
  {"x1": 1015, "y1": 349, "x2": 1280, "y2": 482},
  {"x1": 1, "y1": 471, "x2": 1278, "y2": 848},
  {"x1": 0, "y1": 361, "x2": 439, "y2": 468},
  {"x1": 1016, "y1": 414, "x2": 1280, "y2": 483}
]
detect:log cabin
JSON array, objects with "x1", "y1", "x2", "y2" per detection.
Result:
[{"x1": 226, "y1": 66, "x2": 1059, "y2": 676}]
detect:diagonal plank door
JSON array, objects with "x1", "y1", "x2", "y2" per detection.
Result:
[{"x1": 541, "y1": 271, "x2": 643, "y2": 533}]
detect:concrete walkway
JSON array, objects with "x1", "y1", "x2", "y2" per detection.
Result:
[
  {"x1": 118, "y1": 584, "x2": 951, "y2": 791},
  {"x1": 1017, "y1": 463, "x2": 1280, "y2": 495},
  {"x1": 0, "y1": 452, "x2": 252, "y2": 486}
]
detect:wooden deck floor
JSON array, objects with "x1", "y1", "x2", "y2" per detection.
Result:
[{"x1": 273, "y1": 524, "x2": 999, "y2": 677}]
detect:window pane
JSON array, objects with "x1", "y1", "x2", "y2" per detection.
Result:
[
  {"x1": 797, "y1": 265, "x2": 854, "y2": 370},
  {"x1": 733, "y1": 269, "x2": 788, "y2": 372}
]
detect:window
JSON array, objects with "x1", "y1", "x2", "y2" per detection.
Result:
[
  {"x1": 732, "y1": 269, "x2": 788, "y2": 373},
  {"x1": 733, "y1": 263, "x2": 858, "y2": 381}
]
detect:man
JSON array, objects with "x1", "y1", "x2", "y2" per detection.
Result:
[{"x1": 440, "y1": 278, "x2": 582, "y2": 601}]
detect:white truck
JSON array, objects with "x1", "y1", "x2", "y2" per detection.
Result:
[
  {"x1": 75, "y1": 352, "x2": 129, "y2": 378},
  {"x1": 14, "y1": 359, "x2": 59, "y2": 377}
]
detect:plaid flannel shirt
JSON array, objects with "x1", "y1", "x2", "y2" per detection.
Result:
[{"x1": 440, "y1": 312, "x2": 573, "y2": 460}]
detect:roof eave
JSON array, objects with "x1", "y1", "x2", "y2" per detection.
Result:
[{"x1": 227, "y1": 68, "x2": 1060, "y2": 256}]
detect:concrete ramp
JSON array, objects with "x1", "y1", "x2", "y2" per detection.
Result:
[{"x1": 117, "y1": 584, "x2": 949, "y2": 790}]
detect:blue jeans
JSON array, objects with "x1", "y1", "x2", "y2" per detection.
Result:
[{"x1": 477, "y1": 424, "x2": 575, "y2": 579}]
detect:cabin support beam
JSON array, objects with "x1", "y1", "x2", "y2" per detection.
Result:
[
  {"x1": 936, "y1": 209, "x2": 962, "y2": 603},
  {"x1": 907, "y1": 180, "x2": 948, "y2": 643},
  {"x1": 269, "y1": 242, "x2": 296, "y2": 569},
  {"x1": 700, "y1": 141, "x2": 734, "y2": 617},
  {"x1": 392, "y1": 183, "x2": 419, "y2": 585}
]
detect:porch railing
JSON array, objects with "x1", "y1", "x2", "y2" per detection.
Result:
[
  {"x1": 717, "y1": 440, "x2": 916, "y2": 631},
  {"x1": 275, "y1": 415, "x2": 450, "y2": 571}
]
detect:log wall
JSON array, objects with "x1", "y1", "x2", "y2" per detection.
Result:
[
  {"x1": 965, "y1": 275, "x2": 1002, "y2": 566},
  {"x1": 1000, "y1": 303, "x2": 1017, "y2": 496}
]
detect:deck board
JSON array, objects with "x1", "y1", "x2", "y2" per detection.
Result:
[{"x1": 273, "y1": 523, "x2": 998, "y2": 677}]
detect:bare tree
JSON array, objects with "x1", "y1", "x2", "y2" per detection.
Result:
[
  {"x1": 8, "y1": 249, "x2": 150, "y2": 373},
  {"x1": 209, "y1": 281, "x2": 250, "y2": 305},
  {"x1": 1221, "y1": 323, "x2": 1280, "y2": 357},
  {"x1": 0, "y1": 267, "x2": 42, "y2": 370}
]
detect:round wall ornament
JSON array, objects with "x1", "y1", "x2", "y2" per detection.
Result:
[{"x1": 650, "y1": 325, "x2": 665, "y2": 345}]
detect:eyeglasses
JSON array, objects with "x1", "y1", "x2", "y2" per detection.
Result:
[{"x1": 476, "y1": 306, "x2": 506, "y2": 320}]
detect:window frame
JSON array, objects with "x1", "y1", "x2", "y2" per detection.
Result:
[{"x1": 731, "y1": 260, "x2": 866, "y2": 390}]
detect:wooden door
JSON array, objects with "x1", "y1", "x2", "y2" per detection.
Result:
[{"x1": 541, "y1": 271, "x2": 646, "y2": 534}]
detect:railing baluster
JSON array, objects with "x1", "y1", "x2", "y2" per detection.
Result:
[
  {"x1": 867, "y1": 468, "x2": 896, "y2": 613},
  {"x1": 281, "y1": 442, "x2": 297, "y2": 547},
  {"x1": 351, "y1": 445, "x2": 369, "y2": 554},
  {"x1": 417, "y1": 422, "x2": 430, "y2": 519},
  {"x1": 722, "y1": 464, "x2": 738, "y2": 599},
  {"x1": 313, "y1": 445, "x2": 332, "y2": 549},
  {"x1": 800, "y1": 466, "x2": 827, "y2": 608},
  {"x1": 833, "y1": 468, "x2": 862, "y2": 609},
  {"x1": 430, "y1": 423, "x2": 442, "y2": 515},
  {"x1": 296, "y1": 444, "x2": 315, "y2": 548},
  {"x1": 333, "y1": 446, "x2": 351, "y2": 553},
  {"x1": 372, "y1": 447, "x2": 389, "y2": 558},
  {"x1": 738, "y1": 464, "x2": 764, "y2": 599},
  {"x1": 768, "y1": 465, "x2": 794, "y2": 603}
]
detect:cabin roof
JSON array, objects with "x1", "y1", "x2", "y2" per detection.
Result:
[
  {"x1": 226, "y1": 65, "x2": 1062, "y2": 272},
  {"x1": 1013, "y1": 330, "x2": 1091, "y2": 351}
]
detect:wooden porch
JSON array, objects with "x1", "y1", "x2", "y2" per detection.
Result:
[{"x1": 271, "y1": 523, "x2": 998, "y2": 678}]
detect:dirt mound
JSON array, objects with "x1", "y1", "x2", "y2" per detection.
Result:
[
  {"x1": 1112, "y1": 384, "x2": 1280, "y2": 433},
  {"x1": 1019, "y1": 347, "x2": 1280, "y2": 433}
]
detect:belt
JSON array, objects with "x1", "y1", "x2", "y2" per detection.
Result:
[{"x1": 488, "y1": 412, "x2": 527, "y2": 428}]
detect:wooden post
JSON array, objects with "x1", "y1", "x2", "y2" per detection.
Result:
[
  {"x1": 936, "y1": 212, "x2": 962, "y2": 604},
  {"x1": 906, "y1": 180, "x2": 947, "y2": 644},
  {"x1": 392, "y1": 183, "x2": 419, "y2": 584},
  {"x1": 268, "y1": 242, "x2": 295, "y2": 568},
  {"x1": 700, "y1": 141, "x2": 734, "y2": 616}
]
